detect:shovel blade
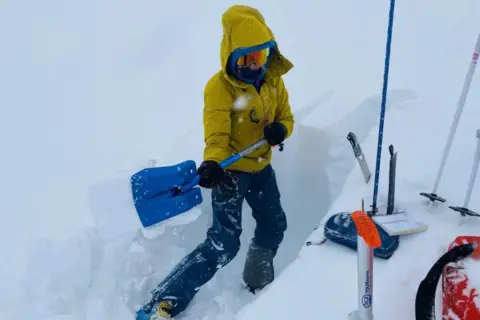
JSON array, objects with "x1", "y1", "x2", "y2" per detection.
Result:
[
  {"x1": 131, "y1": 160, "x2": 198, "y2": 201},
  {"x1": 135, "y1": 187, "x2": 202, "y2": 227},
  {"x1": 131, "y1": 159, "x2": 204, "y2": 228}
]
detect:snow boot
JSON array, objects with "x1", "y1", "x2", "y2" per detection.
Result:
[
  {"x1": 136, "y1": 300, "x2": 172, "y2": 319},
  {"x1": 242, "y1": 241, "x2": 275, "y2": 293}
]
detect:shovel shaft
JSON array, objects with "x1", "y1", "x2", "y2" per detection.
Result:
[
  {"x1": 179, "y1": 139, "x2": 267, "y2": 193},
  {"x1": 219, "y1": 139, "x2": 267, "y2": 169}
]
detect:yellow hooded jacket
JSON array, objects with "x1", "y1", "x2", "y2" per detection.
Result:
[{"x1": 203, "y1": 5, "x2": 295, "y2": 173}]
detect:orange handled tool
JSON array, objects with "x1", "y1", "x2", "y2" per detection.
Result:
[
  {"x1": 349, "y1": 199, "x2": 382, "y2": 320},
  {"x1": 351, "y1": 210, "x2": 382, "y2": 249}
]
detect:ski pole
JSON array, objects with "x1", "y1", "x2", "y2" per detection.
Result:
[
  {"x1": 371, "y1": 0, "x2": 396, "y2": 214},
  {"x1": 463, "y1": 129, "x2": 480, "y2": 207},
  {"x1": 424, "y1": 32, "x2": 480, "y2": 202},
  {"x1": 449, "y1": 129, "x2": 480, "y2": 217}
]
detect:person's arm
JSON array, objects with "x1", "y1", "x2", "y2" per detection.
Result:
[
  {"x1": 275, "y1": 77, "x2": 294, "y2": 138},
  {"x1": 203, "y1": 77, "x2": 233, "y2": 163}
]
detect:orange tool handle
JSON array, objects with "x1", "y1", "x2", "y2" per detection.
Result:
[{"x1": 351, "y1": 210, "x2": 382, "y2": 248}]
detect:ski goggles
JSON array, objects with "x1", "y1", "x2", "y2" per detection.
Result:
[{"x1": 236, "y1": 47, "x2": 270, "y2": 68}]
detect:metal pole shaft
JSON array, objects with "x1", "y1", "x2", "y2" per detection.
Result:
[
  {"x1": 463, "y1": 129, "x2": 480, "y2": 207},
  {"x1": 372, "y1": 0, "x2": 396, "y2": 213},
  {"x1": 432, "y1": 32, "x2": 480, "y2": 193}
]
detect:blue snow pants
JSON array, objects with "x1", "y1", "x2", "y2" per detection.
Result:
[{"x1": 148, "y1": 164, "x2": 287, "y2": 317}]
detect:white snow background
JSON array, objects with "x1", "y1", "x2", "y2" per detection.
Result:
[{"x1": 0, "y1": 0, "x2": 479, "y2": 319}]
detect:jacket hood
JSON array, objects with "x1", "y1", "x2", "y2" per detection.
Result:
[{"x1": 220, "y1": 5, "x2": 293, "y2": 87}]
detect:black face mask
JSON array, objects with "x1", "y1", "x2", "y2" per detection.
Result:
[{"x1": 237, "y1": 66, "x2": 265, "y2": 83}]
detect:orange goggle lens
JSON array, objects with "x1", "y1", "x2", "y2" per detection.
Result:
[{"x1": 236, "y1": 48, "x2": 270, "y2": 67}]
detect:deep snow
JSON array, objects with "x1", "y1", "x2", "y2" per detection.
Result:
[
  {"x1": 236, "y1": 1, "x2": 480, "y2": 319},
  {"x1": 1, "y1": 0, "x2": 479, "y2": 319}
]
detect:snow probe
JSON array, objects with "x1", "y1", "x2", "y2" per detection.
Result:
[
  {"x1": 348, "y1": 200, "x2": 382, "y2": 320},
  {"x1": 370, "y1": 0, "x2": 396, "y2": 215},
  {"x1": 131, "y1": 139, "x2": 267, "y2": 228},
  {"x1": 449, "y1": 128, "x2": 480, "y2": 217},
  {"x1": 415, "y1": 236, "x2": 480, "y2": 320},
  {"x1": 420, "y1": 31, "x2": 480, "y2": 203}
]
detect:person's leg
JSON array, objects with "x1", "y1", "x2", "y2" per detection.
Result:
[
  {"x1": 139, "y1": 171, "x2": 251, "y2": 318},
  {"x1": 243, "y1": 164, "x2": 287, "y2": 292}
]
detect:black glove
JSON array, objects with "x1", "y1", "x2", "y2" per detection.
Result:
[
  {"x1": 197, "y1": 160, "x2": 225, "y2": 188},
  {"x1": 263, "y1": 122, "x2": 287, "y2": 146}
]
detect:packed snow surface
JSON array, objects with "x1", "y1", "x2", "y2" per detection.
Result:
[{"x1": 1, "y1": 0, "x2": 479, "y2": 319}]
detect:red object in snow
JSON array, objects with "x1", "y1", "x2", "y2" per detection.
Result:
[{"x1": 442, "y1": 236, "x2": 480, "y2": 320}]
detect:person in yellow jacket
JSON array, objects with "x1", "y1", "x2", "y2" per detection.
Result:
[{"x1": 136, "y1": 5, "x2": 294, "y2": 319}]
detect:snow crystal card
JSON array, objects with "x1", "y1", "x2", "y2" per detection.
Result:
[{"x1": 372, "y1": 212, "x2": 428, "y2": 236}]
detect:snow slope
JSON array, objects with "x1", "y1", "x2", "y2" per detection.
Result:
[
  {"x1": 1, "y1": 0, "x2": 479, "y2": 319},
  {"x1": 235, "y1": 1, "x2": 480, "y2": 320},
  {"x1": 0, "y1": 0, "x2": 390, "y2": 319}
]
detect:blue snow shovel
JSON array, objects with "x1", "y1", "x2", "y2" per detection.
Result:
[{"x1": 131, "y1": 139, "x2": 268, "y2": 228}]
